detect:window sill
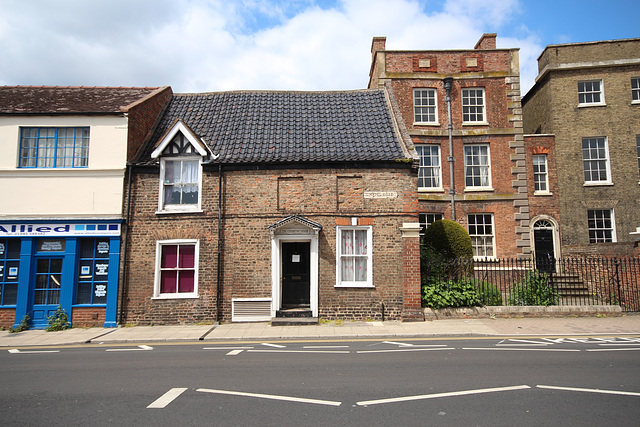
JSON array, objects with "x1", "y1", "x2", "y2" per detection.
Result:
[
  {"x1": 156, "y1": 208, "x2": 203, "y2": 215},
  {"x1": 418, "y1": 188, "x2": 445, "y2": 193},
  {"x1": 583, "y1": 182, "x2": 613, "y2": 187},
  {"x1": 632, "y1": 100, "x2": 640, "y2": 105},
  {"x1": 152, "y1": 294, "x2": 200, "y2": 300},
  {"x1": 461, "y1": 122, "x2": 489, "y2": 126},
  {"x1": 413, "y1": 122, "x2": 440, "y2": 126},
  {"x1": 464, "y1": 187, "x2": 494, "y2": 192},
  {"x1": 577, "y1": 103, "x2": 606, "y2": 108},
  {"x1": 534, "y1": 191, "x2": 553, "y2": 196},
  {"x1": 335, "y1": 283, "x2": 375, "y2": 289}
]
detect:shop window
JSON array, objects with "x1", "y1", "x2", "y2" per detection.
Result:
[
  {"x1": 154, "y1": 240, "x2": 199, "y2": 298},
  {"x1": 19, "y1": 127, "x2": 89, "y2": 168},
  {"x1": 336, "y1": 226, "x2": 372, "y2": 288},
  {"x1": 0, "y1": 239, "x2": 20, "y2": 306},
  {"x1": 76, "y1": 238, "x2": 110, "y2": 305}
]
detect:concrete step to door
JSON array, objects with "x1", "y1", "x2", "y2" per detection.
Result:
[{"x1": 271, "y1": 317, "x2": 319, "y2": 326}]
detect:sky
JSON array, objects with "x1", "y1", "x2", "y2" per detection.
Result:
[{"x1": 0, "y1": 0, "x2": 638, "y2": 97}]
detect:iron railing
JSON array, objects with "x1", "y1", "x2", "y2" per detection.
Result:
[{"x1": 421, "y1": 256, "x2": 640, "y2": 311}]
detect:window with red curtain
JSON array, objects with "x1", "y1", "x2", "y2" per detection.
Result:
[{"x1": 159, "y1": 243, "x2": 196, "y2": 295}]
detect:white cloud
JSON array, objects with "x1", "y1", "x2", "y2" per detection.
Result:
[{"x1": 0, "y1": 0, "x2": 543, "y2": 95}]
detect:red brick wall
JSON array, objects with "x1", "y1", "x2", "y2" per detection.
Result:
[
  {"x1": 0, "y1": 308, "x2": 16, "y2": 329},
  {"x1": 122, "y1": 165, "x2": 418, "y2": 324},
  {"x1": 126, "y1": 87, "x2": 173, "y2": 161},
  {"x1": 71, "y1": 307, "x2": 106, "y2": 328}
]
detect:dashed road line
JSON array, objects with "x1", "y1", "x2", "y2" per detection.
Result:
[
  {"x1": 197, "y1": 388, "x2": 342, "y2": 406},
  {"x1": 357, "y1": 347, "x2": 453, "y2": 354},
  {"x1": 106, "y1": 345, "x2": 153, "y2": 352},
  {"x1": 303, "y1": 345, "x2": 349, "y2": 349},
  {"x1": 586, "y1": 347, "x2": 640, "y2": 352},
  {"x1": 147, "y1": 388, "x2": 188, "y2": 408},
  {"x1": 8, "y1": 349, "x2": 60, "y2": 354},
  {"x1": 248, "y1": 349, "x2": 349, "y2": 354},
  {"x1": 202, "y1": 346, "x2": 254, "y2": 350},
  {"x1": 463, "y1": 347, "x2": 580, "y2": 352},
  {"x1": 356, "y1": 385, "x2": 531, "y2": 406}
]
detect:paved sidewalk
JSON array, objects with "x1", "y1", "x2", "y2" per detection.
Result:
[{"x1": 1, "y1": 314, "x2": 638, "y2": 347}]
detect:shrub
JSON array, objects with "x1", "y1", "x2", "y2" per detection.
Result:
[
  {"x1": 422, "y1": 279, "x2": 481, "y2": 309},
  {"x1": 508, "y1": 271, "x2": 559, "y2": 306},
  {"x1": 9, "y1": 314, "x2": 30, "y2": 333},
  {"x1": 423, "y1": 219, "x2": 473, "y2": 259},
  {"x1": 472, "y1": 280, "x2": 503, "y2": 306},
  {"x1": 46, "y1": 306, "x2": 70, "y2": 331}
]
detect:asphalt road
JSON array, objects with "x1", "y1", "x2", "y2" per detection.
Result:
[{"x1": 1, "y1": 337, "x2": 639, "y2": 426}]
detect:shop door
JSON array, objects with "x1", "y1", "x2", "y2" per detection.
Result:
[
  {"x1": 281, "y1": 242, "x2": 310, "y2": 307},
  {"x1": 30, "y1": 257, "x2": 63, "y2": 328}
]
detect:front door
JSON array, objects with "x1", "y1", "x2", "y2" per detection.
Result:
[
  {"x1": 30, "y1": 257, "x2": 63, "y2": 328},
  {"x1": 534, "y1": 227, "x2": 555, "y2": 273},
  {"x1": 281, "y1": 242, "x2": 310, "y2": 307}
]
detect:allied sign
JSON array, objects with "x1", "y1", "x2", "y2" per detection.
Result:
[{"x1": 0, "y1": 223, "x2": 120, "y2": 237}]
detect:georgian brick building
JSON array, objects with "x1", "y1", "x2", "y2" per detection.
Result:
[
  {"x1": 120, "y1": 88, "x2": 422, "y2": 324},
  {"x1": 369, "y1": 34, "x2": 531, "y2": 260},
  {"x1": 523, "y1": 38, "x2": 640, "y2": 249}
]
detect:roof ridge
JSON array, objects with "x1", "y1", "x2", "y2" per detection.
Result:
[
  {"x1": 1, "y1": 85, "x2": 163, "y2": 90},
  {"x1": 172, "y1": 88, "x2": 384, "y2": 96}
]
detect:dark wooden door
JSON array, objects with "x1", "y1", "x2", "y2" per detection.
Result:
[
  {"x1": 534, "y1": 228, "x2": 555, "y2": 273},
  {"x1": 281, "y1": 242, "x2": 310, "y2": 307}
]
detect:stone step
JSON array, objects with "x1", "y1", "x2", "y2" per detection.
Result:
[
  {"x1": 276, "y1": 308, "x2": 313, "y2": 318},
  {"x1": 271, "y1": 317, "x2": 319, "y2": 326}
]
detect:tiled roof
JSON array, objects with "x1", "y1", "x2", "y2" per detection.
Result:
[
  {"x1": 142, "y1": 89, "x2": 408, "y2": 164},
  {"x1": 0, "y1": 86, "x2": 166, "y2": 114}
]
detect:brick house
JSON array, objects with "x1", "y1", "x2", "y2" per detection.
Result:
[
  {"x1": 523, "y1": 38, "x2": 640, "y2": 250},
  {"x1": 120, "y1": 88, "x2": 421, "y2": 324},
  {"x1": 369, "y1": 34, "x2": 531, "y2": 260},
  {"x1": 0, "y1": 86, "x2": 171, "y2": 329}
]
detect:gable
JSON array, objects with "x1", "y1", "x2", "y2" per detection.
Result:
[{"x1": 151, "y1": 120, "x2": 212, "y2": 159}]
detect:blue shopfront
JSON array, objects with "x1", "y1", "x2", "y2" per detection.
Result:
[{"x1": 0, "y1": 221, "x2": 121, "y2": 329}]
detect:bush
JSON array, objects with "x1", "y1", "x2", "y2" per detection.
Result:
[
  {"x1": 46, "y1": 306, "x2": 70, "y2": 331},
  {"x1": 472, "y1": 280, "x2": 503, "y2": 306},
  {"x1": 422, "y1": 279, "x2": 482, "y2": 309},
  {"x1": 508, "y1": 271, "x2": 559, "y2": 306},
  {"x1": 423, "y1": 219, "x2": 473, "y2": 259},
  {"x1": 9, "y1": 314, "x2": 30, "y2": 333}
]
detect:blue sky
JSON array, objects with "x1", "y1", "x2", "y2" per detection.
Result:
[{"x1": 0, "y1": 0, "x2": 637, "y2": 96}]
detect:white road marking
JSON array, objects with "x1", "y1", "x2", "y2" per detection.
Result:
[
  {"x1": 147, "y1": 388, "x2": 188, "y2": 408},
  {"x1": 303, "y1": 345, "x2": 349, "y2": 349},
  {"x1": 248, "y1": 349, "x2": 349, "y2": 354},
  {"x1": 502, "y1": 339, "x2": 553, "y2": 345},
  {"x1": 226, "y1": 349, "x2": 243, "y2": 355},
  {"x1": 262, "y1": 343, "x2": 286, "y2": 348},
  {"x1": 383, "y1": 341, "x2": 413, "y2": 347},
  {"x1": 357, "y1": 348, "x2": 453, "y2": 354},
  {"x1": 202, "y1": 347, "x2": 254, "y2": 350},
  {"x1": 597, "y1": 343, "x2": 640, "y2": 346},
  {"x1": 7, "y1": 349, "x2": 60, "y2": 354},
  {"x1": 197, "y1": 388, "x2": 342, "y2": 406},
  {"x1": 463, "y1": 347, "x2": 580, "y2": 352},
  {"x1": 537, "y1": 385, "x2": 640, "y2": 397},
  {"x1": 586, "y1": 348, "x2": 640, "y2": 352},
  {"x1": 106, "y1": 345, "x2": 154, "y2": 352},
  {"x1": 357, "y1": 385, "x2": 531, "y2": 406}
]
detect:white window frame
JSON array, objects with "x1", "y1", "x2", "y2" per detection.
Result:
[
  {"x1": 578, "y1": 80, "x2": 605, "y2": 106},
  {"x1": 419, "y1": 213, "x2": 444, "y2": 236},
  {"x1": 461, "y1": 88, "x2": 486, "y2": 124},
  {"x1": 587, "y1": 209, "x2": 616, "y2": 243},
  {"x1": 636, "y1": 135, "x2": 640, "y2": 184},
  {"x1": 416, "y1": 145, "x2": 442, "y2": 191},
  {"x1": 335, "y1": 225, "x2": 373, "y2": 288},
  {"x1": 632, "y1": 78, "x2": 640, "y2": 104},
  {"x1": 468, "y1": 214, "x2": 495, "y2": 260},
  {"x1": 157, "y1": 157, "x2": 203, "y2": 213},
  {"x1": 413, "y1": 88, "x2": 439, "y2": 124},
  {"x1": 153, "y1": 239, "x2": 199, "y2": 299},
  {"x1": 533, "y1": 154, "x2": 550, "y2": 194},
  {"x1": 582, "y1": 137, "x2": 612, "y2": 185},
  {"x1": 464, "y1": 144, "x2": 492, "y2": 191}
]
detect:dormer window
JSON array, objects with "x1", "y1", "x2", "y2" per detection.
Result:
[{"x1": 151, "y1": 120, "x2": 213, "y2": 214}]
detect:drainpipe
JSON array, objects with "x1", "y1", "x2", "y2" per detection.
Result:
[
  {"x1": 216, "y1": 163, "x2": 223, "y2": 323},
  {"x1": 118, "y1": 163, "x2": 134, "y2": 324},
  {"x1": 443, "y1": 77, "x2": 456, "y2": 221}
]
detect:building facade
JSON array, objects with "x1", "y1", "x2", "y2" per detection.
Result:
[
  {"x1": 121, "y1": 88, "x2": 422, "y2": 324},
  {"x1": 369, "y1": 34, "x2": 530, "y2": 259},
  {"x1": 523, "y1": 38, "x2": 640, "y2": 248},
  {"x1": 0, "y1": 86, "x2": 171, "y2": 329}
]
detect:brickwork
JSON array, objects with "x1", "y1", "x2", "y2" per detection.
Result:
[
  {"x1": 122, "y1": 165, "x2": 418, "y2": 324},
  {"x1": 0, "y1": 308, "x2": 16, "y2": 329},
  {"x1": 125, "y1": 87, "x2": 172, "y2": 161},
  {"x1": 71, "y1": 307, "x2": 106, "y2": 328},
  {"x1": 523, "y1": 38, "x2": 640, "y2": 247},
  {"x1": 370, "y1": 34, "x2": 529, "y2": 258}
]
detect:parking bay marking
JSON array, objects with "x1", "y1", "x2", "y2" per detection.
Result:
[
  {"x1": 197, "y1": 388, "x2": 342, "y2": 406},
  {"x1": 537, "y1": 385, "x2": 640, "y2": 397},
  {"x1": 357, "y1": 385, "x2": 531, "y2": 406},
  {"x1": 147, "y1": 388, "x2": 188, "y2": 408}
]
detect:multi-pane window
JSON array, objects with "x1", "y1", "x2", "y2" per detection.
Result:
[
  {"x1": 416, "y1": 145, "x2": 441, "y2": 189},
  {"x1": 468, "y1": 214, "x2": 495, "y2": 259},
  {"x1": 76, "y1": 238, "x2": 109, "y2": 305},
  {"x1": 159, "y1": 158, "x2": 201, "y2": 211},
  {"x1": 336, "y1": 227, "x2": 372, "y2": 287},
  {"x1": 0, "y1": 239, "x2": 20, "y2": 306},
  {"x1": 462, "y1": 88, "x2": 485, "y2": 123},
  {"x1": 631, "y1": 78, "x2": 640, "y2": 103},
  {"x1": 19, "y1": 127, "x2": 89, "y2": 168},
  {"x1": 419, "y1": 213, "x2": 443, "y2": 236},
  {"x1": 587, "y1": 210, "x2": 615, "y2": 243},
  {"x1": 578, "y1": 80, "x2": 604, "y2": 105},
  {"x1": 413, "y1": 88, "x2": 438, "y2": 123},
  {"x1": 155, "y1": 240, "x2": 198, "y2": 297},
  {"x1": 582, "y1": 137, "x2": 611, "y2": 183},
  {"x1": 464, "y1": 144, "x2": 491, "y2": 188},
  {"x1": 533, "y1": 154, "x2": 549, "y2": 193},
  {"x1": 636, "y1": 136, "x2": 640, "y2": 179}
]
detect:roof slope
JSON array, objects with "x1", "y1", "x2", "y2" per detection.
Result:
[
  {"x1": 0, "y1": 86, "x2": 166, "y2": 114},
  {"x1": 142, "y1": 89, "x2": 408, "y2": 164}
]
